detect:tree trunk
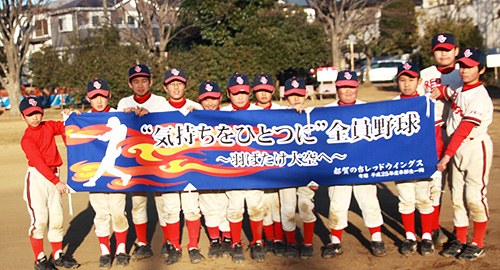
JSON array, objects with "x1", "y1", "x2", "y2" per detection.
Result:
[
  {"x1": 4, "y1": 43, "x2": 23, "y2": 116},
  {"x1": 6, "y1": 76, "x2": 22, "y2": 116},
  {"x1": 331, "y1": 37, "x2": 343, "y2": 69}
]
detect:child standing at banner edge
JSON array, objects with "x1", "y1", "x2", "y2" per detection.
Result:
[
  {"x1": 20, "y1": 97, "x2": 80, "y2": 270},
  {"x1": 322, "y1": 70, "x2": 386, "y2": 258},
  {"x1": 85, "y1": 78, "x2": 130, "y2": 268},
  {"x1": 393, "y1": 62, "x2": 441, "y2": 257},
  {"x1": 160, "y1": 68, "x2": 204, "y2": 265},
  {"x1": 418, "y1": 32, "x2": 462, "y2": 247},
  {"x1": 196, "y1": 80, "x2": 234, "y2": 259},
  {"x1": 221, "y1": 73, "x2": 266, "y2": 263},
  {"x1": 251, "y1": 73, "x2": 286, "y2": 256},
  {"x1": 117, "y1": 64, "x2": 168, "y2": 261},
  {"x1": 279, "y1": 77, "x2": 317, "y2": 259},
  {"x1": 431, "y1": 48, "x2": 493, "y2": 261}
]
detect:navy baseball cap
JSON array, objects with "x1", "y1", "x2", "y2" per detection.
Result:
[
  {"x1": 19, "y1": 97, "x2": 43, "y2": 115},
  {"x1": 335, "y1": 70, "x2": 358, "y2": 87},
  {"x1": 198, "y1": 80, "x2": 222, "y2": 100},
  {"x1": 456, "y1": 48, "x2": 486, "y2": 67},
  {"x1": 284, "y1": 77, "x2": 306, "y2": 96},
  {"x1": 164, "y1": 68, "x2": 187, "y2": 85},
  {"x1": 86, "y1": 78, "x2": 110, "y2": 98},
  {"x1": 397, "y1": 62, "x2": 420, "y2": 78},
  {"x1": 128, "y1": 64, "x2": 151, "y2": 81},
  {"x1": 252, "y1": 73, "x2": 275, "y2": 92},
  {"x1": 227, "y1": 73, "x2": 250, "y2": 94},
  {"x1": 431, "y1": 33, "x2": 457, "y2": 53}
]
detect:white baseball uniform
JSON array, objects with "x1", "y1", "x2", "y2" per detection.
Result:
[
  {"x1": 418, "y1": 64, "x2": 462, "y2": 207},
  {"x1": 392, "y1": 96, "x2": 434, "y2": 215},
  {"x1": 116, "y1": 94, "x2": 168, "y2": 229},
  {"x1": 441, "y1": 83, "x2": 493, "y2": 226},
  {"x1": 220, "y1": 103, "x2": 266, "y2": 224},
  {"x1": 323, "y1": 100, "x2": 384, "y2": 230},
  {"x1": 87, "y1": 108, "x2": 129, "y2": 238}
]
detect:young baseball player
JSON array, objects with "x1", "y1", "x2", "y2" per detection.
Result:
[
  {"x1": 196, "y1": 80, "x2": 234, "y2": 259},
  {"x1": 221, "y1": 73, "x2": 266, "y2": 263},
  {"x1": 393, "y1": 63, "x2": 440, "y2": 257},
  {"x1": 431, "y1": 48, "x2": 492, "y2": 261},
  {"x1": 251, "y1": 73, "x2": 286, "y2": 255},
  {"x1": 160, "y1": 68, "x2": 204, "y2": 265},
  {"x1": 117, "y1": 64, "x2": 168, "y2": 261},
  {"x1": 321, "y1": 70, "x2": 386, "y2": 258},
  {"x1": 85, "y1": 79, "x2": 130, "y2": 268},
  {"x1": 279, "y1": 77, "x2": 317, "y2": 259},
  {"x1": 20, "y1": 97, "x2": 80, "y2": 270},
  {"x1": 418, "y1": 33, "x2": 462, "y2": 246}
]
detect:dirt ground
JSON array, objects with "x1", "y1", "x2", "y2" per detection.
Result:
[{"x1": 1, "y1": 83, "x2": 499, "y2": 270}]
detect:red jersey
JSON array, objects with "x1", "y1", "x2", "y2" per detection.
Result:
[{"x1": 21, "y1": 121, "x2": 66, "y2": 184}]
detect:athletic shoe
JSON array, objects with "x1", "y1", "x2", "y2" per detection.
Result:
[
  {"x1": 274, "y1": 240, "x2": 286, "y2": 256},
  {"x1": 440, "y1": 239, "x2": 464, "y2": 258},
  {"x1": 321, "y1": 243, "x2": 343, "y2": 259},
  {"x1": 300, "y1": 245, "x2": 314, "y2": 259},
  {"x1": 457, "y1": 243, "x2": 485, "y2": 261},
  {"x1": 250, "y1": 241, "x2": 266, "y2": 261},
  {"x1": 232, "y1": 243, "x2": 245, "y2": 263},
  {"x1": 400, "y1": 239, "x2": 417, "y2": 256},
  {"x1": 115, "y1": 253, "x2": 130, "y2": 268},
  {"x1": 160, "y1": 242, "x2": 171, "y2": 258},
  {"x1": 52, "y1": 253, "x2": 80, "y2": 268},
  {"x1": 35, "y1": 256, "x2": 57, "y2": 270},
  {"x1": 165, "y1": 248, "x2": 182, "y2": 265},
  {"x1": 370, "y1": 241, "x2": 387, "y2": 257},
  {"x1": 208, "y1": 238, "x2": 221, "y2": 258},
  {"x1": 264, "y1": 239, "x2": 275, "y2": 253},
  {"x1": 284, "y1": 243, "x2": 299, "y2": 258},
  {"x1": 98, "y1": 254, "x2": 112, "y2": 269},
  {"x1": 221, "y1": 237, "x2": 233, "y2": 258},
  {"x1": 188, "y1": 248, "x2": 205, "y2": 264},
  {"x1": 131, "y1": 244, "x2": 153, "y2": 261},
  {"x1": 432, "y1": 228, "x2": 448, "y2": 247},
  {"x1": 420, "y1": 239, "x2": 435, "y2": 256}
]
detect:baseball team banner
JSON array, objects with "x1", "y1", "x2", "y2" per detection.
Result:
[{"x1": 65, "y1": 96, "x2": 438, "y2": 192}]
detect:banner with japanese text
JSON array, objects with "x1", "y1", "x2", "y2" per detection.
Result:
[{"x1": 65, "y1": 96, "x2": 438, "y2": 192}]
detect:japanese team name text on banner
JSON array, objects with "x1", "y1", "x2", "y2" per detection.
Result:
[{"x1": 65, "y1": 96, "x2": 438, "y2": 192}]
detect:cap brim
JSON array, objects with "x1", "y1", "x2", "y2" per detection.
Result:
[
  {"x1": 87, "y1": 89, "x2": 110, "y2": 98},
  {"x1": 284, "y1": 88, "x2": 307, "y2": 96},
  {"x1": 199, "y1": 91, "x2": 222, "y2": 100},
  {"x1": 397, "y1": 70, "x2": 419, "y2": 78},
  {"x1": 253, "y1": 85, "x2": 275, "y2": 92},
  {"x1": 129, "y1": 73, "x2": 151, "y2": 80},
  {"x1": 456, "y1": 57, "x2": 479, "y2": 67},
  {"x1": 431, "y1": 43, "x2": 456, "y2": 53},
  {"x1": 336, "y1": 80, "x2": 358, "y2": 87},
  {"x1": 229, "y1": 85, "x2": 250, "y2": 94},
  {"x1": 164, "y1": 76, "x2": 187, "y2": 84},
  {"x1": 22, "y1": 106, "x2": 43, "y2": 115}
]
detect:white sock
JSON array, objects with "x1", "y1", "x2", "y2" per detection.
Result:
[
  {"x1": 406, "y1": 232, "x2": 417, "y2": 241},
  {"x1": 100, "y1": 243, "x2": 110, "y2": 255},
  {"x1": 53, "y1": 250, "x2": 62, "y2": 260},
  {"x1": 331, "y1": 236, "x2": 341, "y2": 244},
  {"x1": 36, "y1": 252, "x2": 46, "y2": 261},
  {"x1": 421, "y1": 232, "x2": 432, "y2": 241},
  {"x1": 116, "y1": 243, "x2": 126, "y2": 254},
  {"x1": 371, "y1": 232, "x2": 382, "y2": 242}
]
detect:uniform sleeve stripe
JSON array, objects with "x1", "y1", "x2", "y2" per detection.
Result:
[
  {"x1": 442, "y1": 86, "x2": 451, "y2": 100},
  {"x1": 434, "y1": 119, "x2": 444, "y2": 126},
  {"x1": 463, "y1": 117, "x2": 481, "y2": 125}
]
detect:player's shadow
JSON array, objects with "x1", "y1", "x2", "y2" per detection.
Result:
[
  {"x1": 62, "y1": 202, "x2": 95, "y2": 257},
  {"x1": 125, "y1": 192, "x2": 161, "y2": 253}
]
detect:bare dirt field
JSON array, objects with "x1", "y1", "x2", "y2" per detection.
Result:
[{"x1": 1, "y1": 83, "x2": 499, "y2": 270}]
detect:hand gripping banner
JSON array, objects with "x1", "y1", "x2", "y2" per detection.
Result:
[{"x1": 65, "y1": 96, "x2": 438, "y2": 192}]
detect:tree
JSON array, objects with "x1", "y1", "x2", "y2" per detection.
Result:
[
  {"x1": 118, "y1": 0, "x2": 198, "y2": 64},
  {"x1": 0, "y1": 0, "x2": 47, "y2": 115},
  {"x1": 307, "y1": 0, "x2": 379, "y2": 68}
]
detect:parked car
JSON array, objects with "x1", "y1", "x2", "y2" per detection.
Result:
[{"x1": 362, "y1": 59, "x2": 406, "y2": 83}]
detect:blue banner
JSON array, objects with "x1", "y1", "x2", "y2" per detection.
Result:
[{"x1": 65, "y1": 96, "x2": 438, "y2": 192}]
